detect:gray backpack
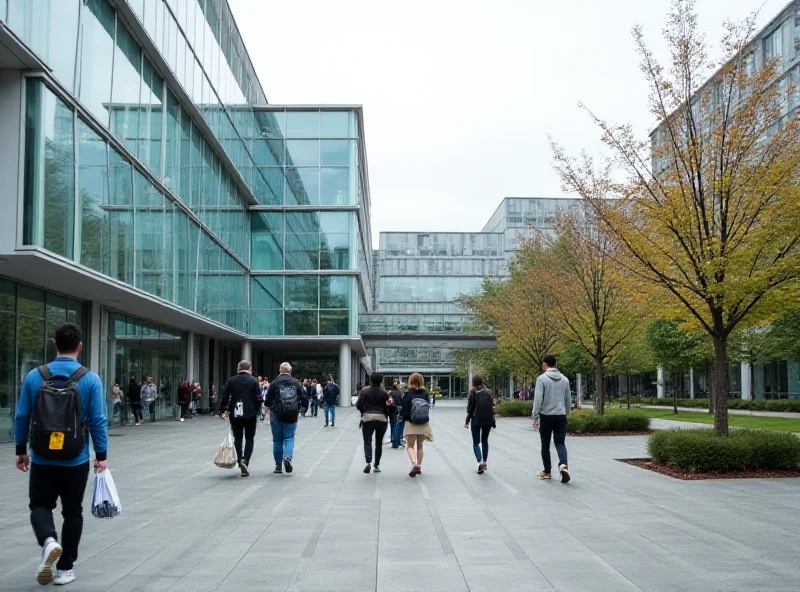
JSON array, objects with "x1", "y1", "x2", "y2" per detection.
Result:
[{"x1": 410, "y1": 397, "x2": 430, "y2": 424}]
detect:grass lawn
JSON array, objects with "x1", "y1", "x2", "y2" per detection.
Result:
[{"x1": 583, "y1": 407, "x2": 800, "y2": 433}]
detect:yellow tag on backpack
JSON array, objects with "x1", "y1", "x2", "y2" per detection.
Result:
[{"x1": 49, "y1": 432, "x2": 65, "y2": 450}]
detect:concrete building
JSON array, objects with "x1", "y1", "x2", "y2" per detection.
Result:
[{"x1": 0, "y1": 0, "x2": 372, "y2": 442}]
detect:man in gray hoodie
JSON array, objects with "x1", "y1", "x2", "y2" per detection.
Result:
[{"x1": 531, "y1": 354, "x2": 571, "y2": 483}]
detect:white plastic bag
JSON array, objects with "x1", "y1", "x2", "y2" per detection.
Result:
[
  {"x1": 214, "y1": 431, "x2": 237, "y2": 469},
  {"x1": 92, "y1": 469, "x2": 122, "y2": 519}
]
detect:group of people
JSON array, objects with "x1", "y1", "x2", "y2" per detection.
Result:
[
  {"x1": 108, "y1": 376, "x2": 207, "y2": 425},
  {"x1": 10, "y1": 318, "x2": 573, "y2": 588}
]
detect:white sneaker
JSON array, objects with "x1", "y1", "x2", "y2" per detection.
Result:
[
  {"x1": 54, "y1": 569, "x2": 75, "y2": 586},
  {"x1": 180, "y1": 418, "x2": 184, "y2": 422},
  {"x1": 36, "y1": 538, "x2": 62, "y2": 585}
]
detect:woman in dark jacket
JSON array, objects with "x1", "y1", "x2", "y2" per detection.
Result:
[
  {"x1": 464, "y1": 375, "x2": 495, "y2": 474},
  {"x1": 400, "y1": 373, "x2": 434, "y2": 477},
  {"x1": 356, "y1": 373, "x2": 392, "y2": 473},
  {"x1": 388, "y1": 382, "x2": 404, "y2": 448},
  {"x1": 177, "y1": 380, "x2": 192, "y2": 422}
]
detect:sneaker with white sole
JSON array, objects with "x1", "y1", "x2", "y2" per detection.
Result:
[
  {"x1": 54, "y1": 569, "x2": 75, "y2": 586},
  {"x1": 36, "y1": 538, "x2": 62, "y2": 585},
  {"x1": 559, "y1": 464, "x2": 571, "y2": 484}
]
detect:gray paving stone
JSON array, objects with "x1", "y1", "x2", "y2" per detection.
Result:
[{"x1": 1, "y1": 402, "x2": 799, "y2": 591}]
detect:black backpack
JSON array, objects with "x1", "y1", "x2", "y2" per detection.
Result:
[
  {"x1": 274, "y1": 384, "x2": 300, "y2": 421},
  {"x1": 30, "y1": 366, "x2": 89, "y2": 460}
]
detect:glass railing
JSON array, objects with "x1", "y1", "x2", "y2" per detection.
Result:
[{"x1": 359, "y1": 314, "x2": 492, "y2": 335}]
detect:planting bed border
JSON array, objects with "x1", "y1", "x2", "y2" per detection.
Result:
[
  {"x1": 618, "y1": 457, "x2": 800, "y2": 480},
  {"x1": 569, "y1": 431, "x2": 652, "y2": 437}
]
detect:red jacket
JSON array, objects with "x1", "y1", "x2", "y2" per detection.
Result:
[{"x1": 178, "y1": 382, "x2": 192, "y2": 404}]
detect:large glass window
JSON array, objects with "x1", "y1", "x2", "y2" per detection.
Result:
[
  {"x1": 320, "y1": 212, "x2": 351, "y2": 270},
  {"x1": 320, "y1": 111, "x2": 353, "y2": 138},
  {"x1": 320, "y1": 168, "x2": 352, "y2": 205},
  {"x1": 108, "y1": 147, "x2": 135, "y2": 284},
  {"x1": 23, "y1": 81, "x2": 75, "y2": 258},
  {"x1": 285, "y1": 168, "x2": 320, "y2": 206},
  {"x1": 251, "y1": 213, "x2": 284, "y2": 270},
  {"x1": 250, "y1": 276, "x2": 283, "y2": 335},
  {"x1": 78, "y1": 120, "x2": 108, "y2": 274},
  {"x1": 110, "y1": 24, "x2": 142, "y2": 157},
  {"x1": 286, "y1": 111, "x2": 319, "y2": 138},
  {"x1": 140, "y1": 58, "x2": 164, "y2": 175},
  {"x1": 6, "y1": 0, "x2": 80, "y2": 92},
  {"x1": 79, "y1": 0, "x2": 116, "y2": 126}
]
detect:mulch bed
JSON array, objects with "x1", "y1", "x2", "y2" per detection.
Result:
[
  {"x1": 569, "y1": 431, "x2": 652, "y2": 437},
  {"x1": 619, "y1": 458, "x2": 800, "y2": 480}
]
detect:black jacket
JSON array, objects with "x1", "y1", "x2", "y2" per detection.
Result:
[
  {"x1": 466, "y1": 387, "x2": 495, "y2": 427},
  {"x1": 356, "y1": 386, "x2": 390, "y2": 417},
  {"x1": 265, "y1": 374, "x2": 304, "y2": 423},
  {"x1": 400, "y1": 389, "x2": 429, "y2": 423},
  {"x1": 127, "y1": 381, "x2": 141, "y2": 403},
  {"x1": 219, "y1": 372, "x2": 262, "y2": 419},
  {"x1": 322, "y1": 382, "x2": 340, "y2": 405},
  {"x1": 388, "y1": 389, "x2": 403, "y2": 419}
]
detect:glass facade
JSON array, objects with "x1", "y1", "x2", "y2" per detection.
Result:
[
  {"x1": 104, "y1": 312, "x2": 184, "y2": 425},
  {"x1": 0, "y1": 278, "x2": 86, "y2": 443}
]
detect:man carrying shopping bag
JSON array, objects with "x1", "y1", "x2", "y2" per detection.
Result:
[
  {"x1": 219, "y1": 361, "x2": 262, "y2": 477},
  {"x1": 14, "y1": 323, "x2": 108, "y2": 587}
]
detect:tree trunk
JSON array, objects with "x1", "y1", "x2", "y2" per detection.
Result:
[
  {"x1": 711, "y1": 335, "x2": 729, "y2": 436},
  {"x1": 707, "y1": 361, "x2": 715, "y2": 415},
  {"x1": 594, "y1": 359, "x2": 604, "y2": 416}
]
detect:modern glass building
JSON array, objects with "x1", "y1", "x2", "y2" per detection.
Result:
[
  {"x1": 0, "y1": 0, "x2": 372, "y2": 442},
  {"x1": 363, "y1": 198, "x2": 581, "y2": 396}
]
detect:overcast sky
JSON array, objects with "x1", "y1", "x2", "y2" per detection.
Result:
[{"x1": 229, "y1": 0, "x2": 788, "y2": 242}]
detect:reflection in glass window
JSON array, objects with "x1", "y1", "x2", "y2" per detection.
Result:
[
  {"x1": 320, "y1": 111, "x2": 352, "y2": 138},
  {"x1": 23, "y1": 81, "x2": 75, "y2": 259},
  {"x1": 285, "y1": 311, "x2": 318, "y2": 335},
  {"x1": 79, "y1": 0, "x2": 116, "y2": 126},
  {"x1": 108, "y1": 146, "x2": 135, "y2": 284},
  {"x1": 320, "y1": 140, "x2": 350, "y2": 166},
  {"x1": 285, "y1": 276, "x2": 318, "y2": 309},
  {"x1": 285, "y1": 140, "x2": 320, "y2": 166},
  {"x1": 251, "y1": 213, "x2": 284, "y2": 270},
  {"x1": 320, "y1": 310, "x2": 349, "y2": 335},
  {"x1": 285, "y1": 232, "x2": 320, "y2": 270},
  {"x1": 320, "y1": 276, "x2": 351, "y2": 308},
  {"x1": 78, "y1": 120, "x2": 108, "y2": 274},
  {"x1": 320, "y1": 167, "x2": 351, "y2": 205},
  {"x1": 285, "y1": 168, "x2": 320, "y2": 205},
  {"x1": 140, "y1": 58, "x2": 164, "y2": 175},
  {"x1": 286, "y1": 110, "x2": 319, "y2": 138},
  {"x1": 110, "y1": 24, "x2": 142, "y2": 157},
  {"x1": 250, "y1": 276, "x2": 283, "y2": 335}
]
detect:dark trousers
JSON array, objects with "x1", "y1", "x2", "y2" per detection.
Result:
[
  {"x1": 471, "y1": 423, "x2": 491, "y2": 462},
  {"x1": 179, "y1": 402, "x2": 189, "y2": 419},
  {"x1": 310, "y1": 399, "x2": 319, "y2": 416},
  {"x1": 230, "y1": 415, "x2": 258, "y2": 464},
  {"x1": 148, "y1": 401, "x2": 156, "y2": 420},
  {"x1": 131, "y1": 402, "x2": 143, "y2": 423},
  {"x1": 29, "y1": 462, "x2": 90, "y2": 570},
  {"x1": 362, "y1": 421, "x2": 388, "y2": 465},
  {"x1": 539, "y1": 414, "x2": 568, "y2": 473}
]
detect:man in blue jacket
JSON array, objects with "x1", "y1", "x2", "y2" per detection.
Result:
[{"x1": 15, "y1": 322, "x2": 108, "y2": 587}]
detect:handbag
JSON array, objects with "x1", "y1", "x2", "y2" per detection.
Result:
[{"x1": 214, "y1": 431, "x2": 238, "y2": 469}]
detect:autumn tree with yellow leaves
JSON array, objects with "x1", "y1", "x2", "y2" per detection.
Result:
[{"x1": 552, "y1": 0, "x2": 800, "y2": 434}]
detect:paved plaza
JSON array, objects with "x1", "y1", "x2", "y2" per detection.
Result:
[{"x1": 1, "y1": 401, "x2": 799, "y2": 592}]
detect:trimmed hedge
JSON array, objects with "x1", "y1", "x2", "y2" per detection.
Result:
[
  {"x1": 567, "y1": 413, "x2": 650, "y2": 434},
  {"x1": 647, "y1": 429, "x2": 800, "y2": 473},
  {"x1": 621, "y1": 397, "x2": 800, "y2": 413},
  {"x1": 496, "y1": 400, "x2": 533, "y2": 417}
]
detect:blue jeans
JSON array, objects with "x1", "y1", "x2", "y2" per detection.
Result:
[
  {"x1": 539, "y1": 414, "x2": 568, "y2": 473},
  {"x1": 270, "y1": 416, "x2": 297, "y2": 464},
  {"x1": 391, "y1": 418, "x2": 404, "y2": 446},
  {"x1": 324, "y1": 405, "x2": 336, "y2": 425}
]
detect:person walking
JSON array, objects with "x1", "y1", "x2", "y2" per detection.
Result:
[
  {"x1": 322, "y1": 375, "x2": 339, "y2": 427},
  {"x1": 388, "y1": 382, "x2": 404, "y2": 448},
  {"x1": 532, "y1": 354, "x2": 571, "y2": 483},
  {"x1": 465, "y1": 376, "x2": 495, "y2": 474},
  {"x1": 110, "y1": 380, "x2": 122, "y2": 424},
  {"x1": 191, "y1": 381, "x2": 203, "y2": 417},
  {"x1": 356, "y1": 373, "x2": 392, "y2": 473},
  {"x1": 177, "y1": 380, "x2": 192, "y2": 422},
  {"x1": 265, "y1": 363, "x2": 304, "y2": 474},
  {"x1": 400, "y1": 373, "x2": 434, "y2": 477},
  {"x1": 308, "y1": 379, "x2": 319, "y2": 417},
  {"x1": 219, "y1": 361, "x2": 262, "y2": 477},
  {"x1": 141, "y1": 377, "x2": 158, "y2": 422},
  {"x1": 127, "y1": 376, "x2": 142, "y2": 425},
  {"x1": 14, "y1": 322, "x2": 108, "y2": 587}
]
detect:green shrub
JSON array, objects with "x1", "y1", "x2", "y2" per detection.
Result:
[
  {"x1": 496, "y1": 400, "x2": 533, "y2": 417},
  {"x1": 765, "y1": 399, "x2": 800, "y2": 413},
  {"x1": 647, "y1": 429, "x2": 800, "y2": 473},
  {"x1": 567, "y1": 413, "x2": 650, "y2": 434}
]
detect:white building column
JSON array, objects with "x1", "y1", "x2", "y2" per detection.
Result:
[
  {"x1": 509, "y1": 376, "x2": 514, "y2": 399},
  {"x1": 656, "y1": 366, "x2": 665, "y2": 399},
  {"x1": 467, "y1": 356, "x2": 473, "y2": 391},
  {"x1": 339, "y1": 342, "x2": 352, "y2": 407},
  {"x1": 741, "y1": 362, "x2": 752, "y2": 400},
  {"x1": 88, "y1": 301, "x2": 102, "y2": 374},
  {"x1": 576, "y1": 373, "x2": 583, "y2": 406},
  {"x1": 186, "y1": 332, "x2": 197, "y2": 383},
  {"x1": 241, "y1": 341, "x2": 252, "y2": 363},
  {"x1": 689, "y1": 368, "x2": 695, "y2": 399}
]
